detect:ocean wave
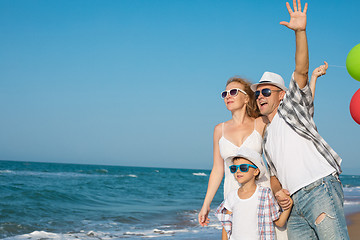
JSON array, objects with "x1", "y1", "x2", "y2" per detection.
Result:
[
  {"x1": 4, "y1": 230, "x2": 127, "y2": 240},
  {"x1": 123, "y1": 231, "x2": 146, "y2": 236},
  {"x1": 3, "y1": 231, "x2": 61, "y2": 240},
  {"x1": 193, "y1": 172, "x2": 207, "y2": 176},
  {"x1": 344, "y1": 186, "x2": 360, "y2": 191},
  {"x1": 0, "y1": 170, "x2": 115, "y2": 179},
  {"x1": 2, "y1": 230, "x2": 115, "y2": 240},
  {"x1": 153, "y1": 228, "x2": 175, "y2": 234},
  {"x1": 127, "y1": 174, "x2": 138, "y2": 178},
  {"x1": 0, "y1": 170, "x2": 14, "y2": 174},
  {"x1": 95, "y1": 169, "x2": 108, "y2": 174},
  {"x1": 344, "y1": 200, "x2": 360, "y2": 205},
  {"x1": 4, "y1": 226, "x2": 214, "y2": 240},
  {"x1": 1, "y1": 169, "x2": 140, "y2": 180}
]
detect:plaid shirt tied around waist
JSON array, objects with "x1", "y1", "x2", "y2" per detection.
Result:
[
  {"x1": 215, "y1": 186, "x2": 280, "y2": 240},
  {"x1": 263, "y1": 73, "x2": 342, "y2": 176}
]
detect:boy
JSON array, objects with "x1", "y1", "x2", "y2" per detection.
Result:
[{"x1": 215, "y1": 147, "x2": 292, "y2": 240}]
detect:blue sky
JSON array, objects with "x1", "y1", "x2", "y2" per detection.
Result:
[{"x1": 1, "y1": 0, "x2": 359, "y2": 174}]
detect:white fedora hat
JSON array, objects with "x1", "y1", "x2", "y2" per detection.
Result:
[{"x1": 250, "y1": 71, "x2": 288, "y2": 92}]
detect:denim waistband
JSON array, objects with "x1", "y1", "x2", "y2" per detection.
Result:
[{"x1": 294, "y1": 172, "x2": 338, "y2": 195}]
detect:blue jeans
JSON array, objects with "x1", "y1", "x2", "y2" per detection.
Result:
[{"x1": 287, "y1": 174, "x2": 349, "y2": 240}]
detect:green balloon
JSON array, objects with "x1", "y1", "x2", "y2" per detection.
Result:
[{"x1": 346, "y1": 43, "x2": 360, "y2": 81}]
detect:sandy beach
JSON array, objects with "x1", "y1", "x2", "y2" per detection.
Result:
[{"x1": 348, "y1": 212, "x2": 360, "y2": 240}]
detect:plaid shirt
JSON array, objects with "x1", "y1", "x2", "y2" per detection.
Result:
[
  {"x1": 263, "y1": 73, "x2": 342, "y2": 176},
  {"x1": 215, "y1": 186, "x2": 280, "y2": 240}
]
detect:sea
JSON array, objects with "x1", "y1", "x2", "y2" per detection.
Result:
[{"x1": 1, "y1": 160, "x2": 360, "y2": 240}]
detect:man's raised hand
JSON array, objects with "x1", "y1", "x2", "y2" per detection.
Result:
[{"x1": 280, "y1": 0, "x2": 308, "y2": 32}]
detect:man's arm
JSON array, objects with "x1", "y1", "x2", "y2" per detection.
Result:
[
  {"x1": 270, "y1": 176, "x2": 282, "y2": 193},
  {"x1": 280, "y1": 0, "x2": 309, "y2": 88},
  {"x1": 271, "y1": 176, "x2": 292, "y2": 210}
]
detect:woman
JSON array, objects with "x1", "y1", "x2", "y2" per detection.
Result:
[{"x1": 198, "y1": 76, "x2": 270, "y2": 239}]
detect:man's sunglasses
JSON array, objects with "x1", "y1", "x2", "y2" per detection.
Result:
[
  {"x1": 255, "y1": 88, "x2": 282, "y2": 100},
  {"x1": 221, "y1": 88, "x2": 247, "y2": 99},
  {"x1": 229, "y1": 164, "x2": 258, "y2": 173}
]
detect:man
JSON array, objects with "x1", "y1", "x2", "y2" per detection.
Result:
[{"x1": 250, "y1": 1, "x2": 349, "y2": 239}]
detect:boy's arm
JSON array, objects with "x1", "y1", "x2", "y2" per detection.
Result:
[
  {"x1": 280, "y1": 0, "x2": 309, "y2": 89},
  {"x1": 274, "y1": 197, "x2": 293, "y2": 227},
  {"x1": 310, "y1": 61, "x2": 328, "y2": 100}
]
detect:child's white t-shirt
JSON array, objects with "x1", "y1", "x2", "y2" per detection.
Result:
[{"x1": 223, "y1": 186, "x2": 260, "y2": 240}]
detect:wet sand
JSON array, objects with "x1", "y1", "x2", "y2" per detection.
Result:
[{"x1": 347, "y1": 212, "x2": 360, "y2": 240}]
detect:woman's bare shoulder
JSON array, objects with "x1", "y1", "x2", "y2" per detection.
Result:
[
  {"x1": 256, "y1": 115, "x2": 269, "y2": 124},
  {"x1": 214, "y1": 122, "x2": 223, "y2": 134},
  {"x1": 255, "y1": 116, "x2": 269, "y2": 135},
  {"x1": 214, "y1": 119, "x2": 232, "y2": 131},
  {"x1": 214, "y1": 121, "x2": 227, "y2": 140}
]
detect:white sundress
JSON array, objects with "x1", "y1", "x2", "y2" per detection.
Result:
[{"x1": 218, "y1": 121, "x2": 288, "y2": 240}]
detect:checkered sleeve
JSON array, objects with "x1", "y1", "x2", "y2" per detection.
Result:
[
  {"x1": 266, "y1": 189, "x2": 281, "y2": 222},
  {"x1": 283, "y1": 73, "x2": 314, "y2": 116},
  {"x1": 262, "y1": 129, "x2": 277, "y2": 177},
  {"x1": 258, "y1": 187, "x2": 279, "y2": 240},
  {"x1": 215, "y1": 200, "x2": 232, "y2": 238},
  {"x1": 278, "y1": 73, "x2": 342, "y2": 174}
]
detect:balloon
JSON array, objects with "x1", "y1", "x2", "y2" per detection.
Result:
[
  {"x1": 350, "y1": 88, "x2": 360, "y2": 125},
  {"x1": 346, "y1": 43, "x2": 360, "y2": 81}
]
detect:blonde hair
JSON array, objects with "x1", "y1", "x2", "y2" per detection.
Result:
[{"x1": 226, "y1": 77, "x2": 260, "y2": 118}]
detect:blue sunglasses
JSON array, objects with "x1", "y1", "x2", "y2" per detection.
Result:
[{"x1": 229, "y1": 164, "x2": 258, "y2": 173}]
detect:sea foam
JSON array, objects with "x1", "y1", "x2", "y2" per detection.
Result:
[{"x1": 193, "y1": 172, "x2": 207, "y2": 176}]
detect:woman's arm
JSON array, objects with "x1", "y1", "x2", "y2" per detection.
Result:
[
  {"x1": 309, "y1": 61, "x2": 328, "y2": 100},
  {"x1": 198, "y1": 123, "x2": 225, "y2": 226}
]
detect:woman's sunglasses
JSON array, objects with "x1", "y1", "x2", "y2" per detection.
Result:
[
  {"x1": 221, "y1": 88, "x2": 247, "y2": 99},
  {"x1": 255, "y1": 88, "x2": 282, "y2": 100},
  {"x1": 229, "y1": 164, "x2": 258, "y2": 173}
]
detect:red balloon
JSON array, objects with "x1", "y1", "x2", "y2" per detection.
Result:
[{"x1": 350, "y1": 88, "x2": 360, "y2": 125}]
